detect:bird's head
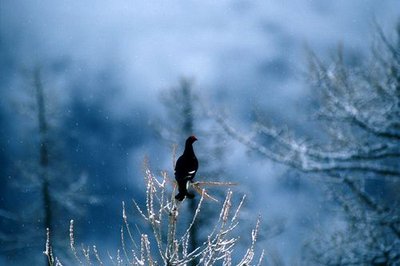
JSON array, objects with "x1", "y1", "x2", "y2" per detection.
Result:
[{"x1": 187, "y1": 135, "x2": 198, "y2": 144}]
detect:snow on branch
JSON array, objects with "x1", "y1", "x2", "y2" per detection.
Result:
[
  {"x1": 216, "y1": 23, "x2": 400, "y2": 265},
  {"x1": 44, "y1": 162, "x2": 264, "y2": 265}
]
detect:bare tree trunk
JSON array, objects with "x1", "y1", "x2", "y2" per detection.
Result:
[
  {"x1": 180, "y1": 81, "x2": 199, "y2": 266},
  {"x1": 34, "y1": 68, "x2": 52, "y2": 266}
]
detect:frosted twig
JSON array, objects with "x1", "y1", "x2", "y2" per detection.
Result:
[
  {"x1": 81, "y1": 244, "x2": 91, "y2": 265},
  {"x1": 256, "y1": 249, "x2": 265, "y2": 266},
  {"x1": 93, "y1": 245, "x2": 104, "y2": 266},
  {"x1": 132, "y1": 198, "x2": 149, "y2": 221},
  {"x1": 192, "y1": 183, "x2": 219, "y2": 202},
  {"x1": 116, "y1": 249, "x2": 122, "y2": 266},
  {"x1": 181, "y1": 189, "x2": 205, "y2": 257},
  {"x1": 55, "y1": 257, "x2": 63, "y2": 266},
  {"x1": 120, "y1": 226, "x2": 131, "y2": 265},
  {"x1": 43, "y1": 228, "x2": 54, "y2": 266},
  {"x1": 107, "y1": 251, "x2": 117, "y2": 266},
  {"x1": 122, "y1": 201, "x2": 139, "y2": 249},
  {"x1": 69, "y1": 220, "x2": 83, "y2": 264},
  {"x1": 232, "y1": 195, "x2": 246, "y2": 224}
]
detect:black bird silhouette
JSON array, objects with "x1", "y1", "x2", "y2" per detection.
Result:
[{"x1": 174, "y1": 135, "x2": 198, "y2": 201}]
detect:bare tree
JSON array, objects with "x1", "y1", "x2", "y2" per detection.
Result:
[
  {"x1": 218, "y1": 23, "x2": 400, "y2": 265},
  {"x1": 0, "y1": 66, "x2": 95, "y2": 265},
  {"x1": 35, "y1": 67, "x2": 53, "y2": 266},
  {"x1": 44, "y1": 162, "x2": 264, "y2": 266},
  {"x1": 156, "y1": 78, "x2": 232, "y2": 264}
]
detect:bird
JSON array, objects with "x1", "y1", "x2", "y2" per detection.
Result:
[{"x1": 174, "y1": 135, "x2": 198, "y2": 201}]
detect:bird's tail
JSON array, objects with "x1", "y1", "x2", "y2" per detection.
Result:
[
  {"x1": 175, "y1": 191, "x2": 195, "y2": 201},
  {"x1": 186, "y1": 191, "x2": 195, "y2": 199},
  {"x1": 175, "y1": 192, "x2": 185, "y2": 201}
]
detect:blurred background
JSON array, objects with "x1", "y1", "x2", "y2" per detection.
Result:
[{"x1": 1, "y1": 1, "x2": 399, "y2": 265}]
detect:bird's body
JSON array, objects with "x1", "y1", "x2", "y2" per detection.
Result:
[{"x1": 175, "y1": 136, "x2": 198, "y2": 201}]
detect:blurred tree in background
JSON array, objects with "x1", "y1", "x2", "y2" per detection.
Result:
[
  {"x1": 220, "y1": 23, "x2": 400, "y2": 265},
  {"x1": 302, "y1": 24, "x2": 400, "y2": 266},
  {"x1": 0, "y1": 66, "x2": 95, "y2": 266},
  {"x1": 156, "y1": 78, "x2": 231, "y2": 265}
]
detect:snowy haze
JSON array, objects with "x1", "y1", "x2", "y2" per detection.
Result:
[{"x1": 1, "y1": 0, "x2": 399, "y2": 265}]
